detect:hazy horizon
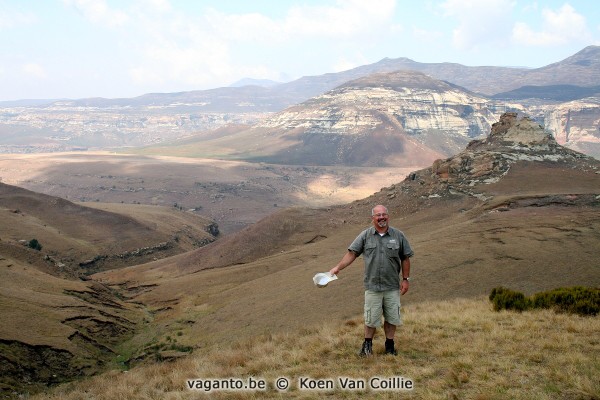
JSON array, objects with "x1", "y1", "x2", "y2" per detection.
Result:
[{"x1": 1, "y1": 0, "x2": 599, "y2": 102}]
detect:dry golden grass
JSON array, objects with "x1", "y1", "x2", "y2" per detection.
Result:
[{"x1": 34, "y1": 297, "x2": 600, "y2": 400}]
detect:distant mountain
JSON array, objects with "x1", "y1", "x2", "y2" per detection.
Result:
[
  {"x1": 11, "y1": 46, "x2": 600, "y2": 111},
  {"x1": 0, "y1": 98, "x2": 60, "y2": 107},
  {"x1": 53, "y1": 85, "x2": 297, "y2": 112},
  {"x1": 275, "y1": 45, "x2": 600, "y2": 100},
  {"x1": 492, "y1": 84, "x2": 600, "y2": 101},
  {"x1": 229, "y1": 77, "x2": 282, "y2": 88},
  {"x1": 1, "y1": 46, "x2": 599, "y2": 159},
  {"x1": 145, "y1": 71, "x2": 505, "y2": 166}
]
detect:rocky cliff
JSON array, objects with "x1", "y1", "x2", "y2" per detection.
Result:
[
  {"x1": 409, "y1": 112, "x2": 599, "y2": 201},
  {"x1": 536, "y1": 98, "x2": 600, "y2": 157},
  {"x1": 256, "y1": 71, "x2": 504, "y2": 159}
]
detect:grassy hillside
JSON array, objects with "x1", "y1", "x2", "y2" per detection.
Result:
[
  {"x1": 0, "y1": 183, "x2": 216, "y2": 276},
  {"x1": 0, "y1": 185, "x2": 217, "y2": 396},
  {"x1": 33, "y1": 297, "x2": 600, "y2": 399},
  {"x1": 89, "y1": 189, "x2": 600, "y2": 360}
]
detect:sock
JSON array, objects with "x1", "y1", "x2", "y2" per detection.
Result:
[
  {"x1": 385, "y1": 338, "x2": 394, "y2": 347},
  {"x1": 365, "y1": 338, "x2": 373, "y2": 343}
]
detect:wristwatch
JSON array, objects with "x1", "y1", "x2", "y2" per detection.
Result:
[{"x1": 403, "y1": 277, "x2": 410, "y2": 281}]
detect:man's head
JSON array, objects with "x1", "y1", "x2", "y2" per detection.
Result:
[{"x1": 371, "y1": 205, "x2": 389, "y2": 231}]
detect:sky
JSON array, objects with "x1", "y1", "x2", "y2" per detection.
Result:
[{"x1": 1, "y1": 0, "x2": 599, "y2": 101}]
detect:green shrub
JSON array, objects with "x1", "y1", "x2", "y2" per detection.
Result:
[
  {"x1": 489, "y1": 286, "x2": 531, "y2": 312},
  {"x1": 532, "y1": 287, "x2": 600, "y2": 316},
  {"x1": 28, "y1": 238, "x2": 42, "y2": 251},
  {"x1": 490, "y1": 286, "x2": 600, "y2": 316}
]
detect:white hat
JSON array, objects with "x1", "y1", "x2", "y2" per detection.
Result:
[{"x1": 313, "y1": 272, "x2": 338, "y2": 288}]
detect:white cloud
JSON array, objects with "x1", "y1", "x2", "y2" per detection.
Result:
[
  {"x1": 512, "y1": 4, "x2": 590, "y2": 46},
  {"x1": 440, "y1": 0, "x2": 516, "y2": 50},
  {"x1": 125, "y1": 0, "x2": 398, "y2": 88},
  {"x1": 202, "y1": 0, "x2": 396, "y2": 44},
  {"x1": 0, "y1": 5, "x2": 36, "y2": 29},
  {"x1": 22, "y1": 63, "x2": 47, "y2": 79},
  {"x1": 57, "y1": 0, "x2": 399, "y2": 91},
  {"x1": 412, "y1": 26, "x2": 444, "y2": 43},
  {"x1": 283, "y1": 0, "x2": 396, "y2": 38},
  {"x1": 332, "y1": 53, "x2": 370, "y2": 73},
  {"x1": 62, "y1": 0, "x2": 129, "y2": 28},
  {"x1": 201, "y1": 8, "x2": 281, "y2": 43}
]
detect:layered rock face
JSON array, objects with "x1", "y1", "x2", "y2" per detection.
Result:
[
  {"x1": 425, "y1": 112, "x2": 598, "y2": 198},
  {"x1": 538, "y1": 99, "x2": 600, "y2": 153},
  {"x1": 252, "y1": 71, "x2": 600, "y2": 164},
  {"x1": 258, "y1": 71, "x2": 500, "y2": 150},
  {"x1": 245, "y1": 71, "x2": 513, "y2": 166}
]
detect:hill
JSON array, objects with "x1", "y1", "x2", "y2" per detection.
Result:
[
  {"x1": 0, "y1": 182, "x2": 216, "y2": 276},
  {"x1": 0, "y1": 186, "x2": 217, "y2": 396}
]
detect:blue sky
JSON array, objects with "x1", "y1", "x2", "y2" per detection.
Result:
[{"x1": 1, "y1": 0, "x2": 599, "y2": 101}]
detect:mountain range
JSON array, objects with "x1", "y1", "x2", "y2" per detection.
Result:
[
  {"x1": 136, "y1": 67, "x2": 600, "y2": 164},
  {"x1": 0, "y1": 46, "x2": 599, "y2": 160}
]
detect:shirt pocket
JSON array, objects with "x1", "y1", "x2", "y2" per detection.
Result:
[
  {"x1": 364, "y1": 242, "x2": 377, "y2": 257},
  {"x1": 385, "y1": 242, "x2": 400, "y2": 259}
]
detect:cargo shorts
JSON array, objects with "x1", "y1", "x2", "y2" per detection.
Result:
[{"x1": 364, "y1": 289, "x2": 402, "y2": 328}]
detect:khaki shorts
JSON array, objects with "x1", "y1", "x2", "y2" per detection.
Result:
[{"x1": 364, "y1": 289, "x2": 402, "y2": 328}]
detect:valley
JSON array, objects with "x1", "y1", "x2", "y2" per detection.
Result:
[
  {"x1": 0, "y1": 152, "x2": 416, "y2": 235},
  {"x1": 1, "y1": 44, "x2": 600, "y2": 399}
]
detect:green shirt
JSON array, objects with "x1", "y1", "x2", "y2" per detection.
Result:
[{"x1": 348, "y1": 226, "x2": 414, "y2": 291}]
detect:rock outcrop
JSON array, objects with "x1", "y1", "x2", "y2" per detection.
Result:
[{"x1": 416, "y1": 112, "x2": 599, "y2": 199}]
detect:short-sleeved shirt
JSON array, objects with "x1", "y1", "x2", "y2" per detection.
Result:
[{"x1": 348, "y1": 226, "x2": 414, "y2": 292}]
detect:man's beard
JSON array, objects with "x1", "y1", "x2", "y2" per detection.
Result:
[{"x1": 377, "y1": 220, "x2": 388, "y2": 228}]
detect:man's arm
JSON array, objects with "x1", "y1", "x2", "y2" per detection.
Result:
[
  {"x1": 400, "y1": 257, "x2": 411, "y2": 295},
  {"x1": 329, "y1": 250, "x2": 357, "y2": 275}
]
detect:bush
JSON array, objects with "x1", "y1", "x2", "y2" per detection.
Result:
[
  {"x1": 28, "y1": 238, "x2": 42, "y2": 251},
  {"x1": 532, "y1": 286, "x2": 600, "y2": 316},
  {"x1": 490, "y1": 286, "x2": 600, "y2": 316},
  {"x1": 489, "y1": 286, "x2": 531, "y2": 312}
]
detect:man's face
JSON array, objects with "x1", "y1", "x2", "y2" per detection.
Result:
[{"x1": 372, "y1": 207, "x2": 389, "y2": 229}]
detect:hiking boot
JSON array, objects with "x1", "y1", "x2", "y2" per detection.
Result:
[
  {"x1": 385, "y1": 340, "x2": 397, "y2": 356},
  {"x1": 359, "y1": 340, "x2": 373, "y2": 357}
]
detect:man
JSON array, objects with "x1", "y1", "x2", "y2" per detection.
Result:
[{"x1": 329, "y1": 205, "x2": 413, "y2": 356}]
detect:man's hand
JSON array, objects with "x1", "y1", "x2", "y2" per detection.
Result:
[
  {"x1": 329, "y1": 266, "x2": 340, "y2": 276},
  {"x1": 400, "y1": 280, "x2": 409, "y2": 295}
]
